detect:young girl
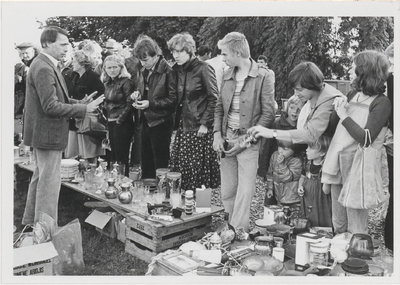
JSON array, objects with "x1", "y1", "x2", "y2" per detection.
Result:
[
  {"x1": 298, "y1": 135, "x2": 332, "y2": 227},
  {"x1": 266, "y1": 140, "x2": 302, "y2": 207}
]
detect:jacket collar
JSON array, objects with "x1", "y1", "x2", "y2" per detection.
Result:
[
  {"x1": 139, "y1": 55, "x2": 169, "y2": 75},
  {"x1": 172, "y1": 56, "x2": 198, "y2": 72},
  {"x1": 223, "y1": 58, "x2": 259, "y2": 80},
  {"x1": 38, "y1": 53, "x2": 69, "y2": 99}
]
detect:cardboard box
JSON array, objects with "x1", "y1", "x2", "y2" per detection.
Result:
[
  {"x1": 13, "y1": 242, "x2": 58, "y2": 276},
  {"x1": 195, "y1": 188, "x2": 212, "y2": 212},
  {"x1": 85, "y1": 210, "x2": 118, "y2": 239},
  {"x1": 263, "y1": 206, "x2": 276, "y2": 224}
]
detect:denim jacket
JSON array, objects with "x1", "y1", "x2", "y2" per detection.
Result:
[
  {"x1": 173, "y1": 57, "x2": 218, "y2": 131},
  {"x1": 103, "y1": 77, "x2": 134, "y2": 123},
  {"x1": 213, "y1": 59, "x2": 275, "y2": 137}
]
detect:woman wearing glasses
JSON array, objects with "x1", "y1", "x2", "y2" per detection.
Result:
[
  {"x1": 167, "y1": 32, "x2": 220, "y2": 192},
  {"x1": 101, "y1": 54, "x2": 135, "y2": 176}
]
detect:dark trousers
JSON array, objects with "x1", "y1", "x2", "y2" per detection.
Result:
[
  {"x1": 108, "y1": 120, "x2": 134, "y2": 177},
  {"x1": 141, "y1": 117, "x2": 173, "y2": 179},
  {"x1": 130, "y1": 118, "x2": 142, "y2": 166},
  {"x1": 384, "y1": 154, "x2": 393, "y2": 251}
]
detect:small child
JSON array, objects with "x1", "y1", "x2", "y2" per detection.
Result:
[
  {"x1": 266, "y1": 140, "x2": 302, "y2": 207},
  {"x1": 298, "y1": 135, "x2": 332, "y2": 228}
]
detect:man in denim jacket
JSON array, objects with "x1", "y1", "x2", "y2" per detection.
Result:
[{"x1": 213, "y1": 32, "x2": 275, "y2": 231}]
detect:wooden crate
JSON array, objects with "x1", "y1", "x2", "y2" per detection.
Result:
[{"x1": 125, "y1": 213, "x2": 211, "y2": 262}]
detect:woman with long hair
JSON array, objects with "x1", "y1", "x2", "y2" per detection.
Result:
[
  {"x1": 101, "y1": 54, "x2": 135, "y2": 176},
  {"x1": 321, "y1": 50, "x2": 391, "y2": 234}
]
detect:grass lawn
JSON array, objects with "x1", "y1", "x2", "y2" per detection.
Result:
[{"x1": 14, "y1": 183, "x2": 149, "y2": 275}]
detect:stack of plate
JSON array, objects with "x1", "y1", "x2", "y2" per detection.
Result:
[{"x1": 61, "y1": 159, "x2": 79, "y2": 180}]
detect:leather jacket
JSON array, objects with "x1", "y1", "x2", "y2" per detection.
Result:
[
  {"x1": 103, "y1": 77, "x2": 134, "y2": 124},
  {"x1": 137, "y1": 56, "x2": 178, "y2": 127},
  {"x1": 173, "y1": 57, "x2": 218, "y2": 131},
  {"x1": 213, "y1": 58, "x2": 275, "y2": 137}
]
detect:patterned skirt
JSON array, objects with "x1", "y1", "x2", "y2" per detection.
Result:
[{"x1": 169, "y1": 128, "x2": 221, "y2": 192}]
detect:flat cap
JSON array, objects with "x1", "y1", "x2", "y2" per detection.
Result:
[{"x1": 16, "y1": 42, "x2": 34, "y2": 49}]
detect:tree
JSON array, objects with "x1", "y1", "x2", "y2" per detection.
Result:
[{"x1": 44, "y1": 16, "x2": 393, "y2": 102}]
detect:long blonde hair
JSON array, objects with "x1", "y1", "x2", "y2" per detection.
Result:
[{"x1": 101, "y1": 54, "x2": 131, "y2": 83}]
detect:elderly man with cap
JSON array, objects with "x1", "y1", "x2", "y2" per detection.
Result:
[{"x1": 16, "y1": 42, "x2": 40, "y2": 67}]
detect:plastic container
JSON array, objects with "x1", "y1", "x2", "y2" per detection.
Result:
[{"x1": 309, "y1": 242, "x2": 330, "y2": 266}]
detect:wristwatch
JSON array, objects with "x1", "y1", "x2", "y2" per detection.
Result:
[{"x1": 272, "y1": 129, "x2": 277, "y2": 139}]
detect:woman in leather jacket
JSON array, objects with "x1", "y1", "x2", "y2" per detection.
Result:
[
  {"x1": 101, "y1": 54, "x2": 135, "y2": 177},
  {"x1": 167, "y1": 32, "x2": 220, "y2": 192}
]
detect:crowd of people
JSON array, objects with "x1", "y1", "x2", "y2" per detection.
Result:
[{"x1": 15, "y1": 26, "x2": 394, "y2": 252}]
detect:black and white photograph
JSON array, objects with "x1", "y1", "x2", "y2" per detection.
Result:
[{"x1": 1, "y1": 0, "x2": 399, "y2": 283}]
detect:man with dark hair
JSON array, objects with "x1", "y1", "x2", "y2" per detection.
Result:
[
  {"x1": 131, "y1": 35, "x2": 177, "y2": 178},
  {"x1": 197, "y1": 45, "x2": 211, "y2": 61},
  {"x1": 257, "y1": 54, "x2": 275, "y2": 83},
  {"x1": 22, "y1": 26, "x2": 104, "y2": 225}
]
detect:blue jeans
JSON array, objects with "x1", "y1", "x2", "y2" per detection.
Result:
[
  {"x1": 331, "y1": 184, "x2": 368, "y2": 234},
  {"x1": 220, "y1": 129, "x2": 259, "y2": 231},
  {"x1": 22, "y1": 148, "x2": 62, "y2": 225}
]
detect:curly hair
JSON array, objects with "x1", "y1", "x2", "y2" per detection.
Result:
[
  {"x1": 167, "y1": 33, "x2": 196, "y2": 57},
  {"x1": 72, "y1": 50, "x2": 95, "y2": 70},
  {"x1": 352, "y1": 50, "x2": 390, "y2": 96}
]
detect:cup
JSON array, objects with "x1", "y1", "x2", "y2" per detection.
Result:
[
  {"x1": 272, "y1": 247, "x2": 285, "y2": 262},
  {"x1": 274, "y1": 237, "x2": 284, "y2": 248}
]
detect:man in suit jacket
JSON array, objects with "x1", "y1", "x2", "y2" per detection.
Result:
[{"x1": 22, "y1": 26, "x2": 104, "y2": 226}]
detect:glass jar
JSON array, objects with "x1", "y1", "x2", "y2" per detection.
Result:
[
  {"x1": 309, "y1": 242, "x2": 330, "y2": 266},
  {"x1": 156, "y1": 168, "x2": 170, "y2": 198},
  {"x1": 254, "y1": 235, "x2": 274, "y2": 256},
  {"x1": 167, "y1": 172, "x2": 182, "y2": 207}
]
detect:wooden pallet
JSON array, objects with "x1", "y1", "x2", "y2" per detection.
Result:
[{"x1": 125, "y1": 213, "x2": 213, "y2": 262}]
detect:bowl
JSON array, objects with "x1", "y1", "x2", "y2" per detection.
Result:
[
  {"x1": 258, "y1": 255, "x2": 284, "y2": 275},
  {"x1": 241, "y1": 256, "x2": 265, "y2": 272}
]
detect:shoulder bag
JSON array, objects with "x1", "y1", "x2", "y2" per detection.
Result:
[
  {"x1": 77, "y1": 108, "x2": 107, "y2": 143},
  {"x1": 338, "y1": 129, "x2": 389, "y2": 209}
]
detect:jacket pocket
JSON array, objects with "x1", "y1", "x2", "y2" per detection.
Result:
[{"x1": 38, "y1": 117, "x2": 64, "y2": 147}]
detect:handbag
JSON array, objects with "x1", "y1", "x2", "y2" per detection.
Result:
[
  {"x1": 77, "y1": 108, "x2": 107, "y2": 143},
  {"x1": 338, "y1": 129, "x2": 389, "y2": 209}
]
